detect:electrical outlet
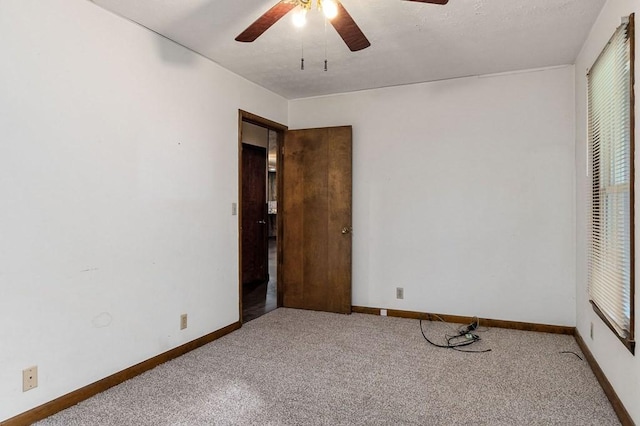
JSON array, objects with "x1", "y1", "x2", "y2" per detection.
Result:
[
  {"x1": 180, "y1": 314, "x2": 188, "y2": 330},
  {"x1": 590, "y1": 322, "x2": 594, "y2": 339},
  {"x1": 231, "y1": 203, "x2": 237, "y2": 216},
  {"x1": 380, "y1": 309, "x2": 387, "y2": 316},
  {"x1": 396, "y1": 287, "x2": 404, "y2": 300},
  {"x1": 23, "y1": 366, "x2": 38, "y2": 392}
]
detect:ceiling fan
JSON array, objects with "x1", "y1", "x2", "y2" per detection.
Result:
[{"x1": 236, "y1": 0, "x2": 449, "y2": 52}]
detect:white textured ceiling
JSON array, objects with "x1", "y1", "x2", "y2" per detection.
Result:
[{"x1": 91, "y1": 0, "x2": 605, "y2": 99}]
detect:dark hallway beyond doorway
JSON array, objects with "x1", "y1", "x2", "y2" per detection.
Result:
[{"x1": 242, "y1": 238, "x2": 277, "y2": 322}]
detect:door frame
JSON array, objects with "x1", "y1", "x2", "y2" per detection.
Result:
[{"x1": 238, "y1": 110, "x2": 287, "y2": 324}]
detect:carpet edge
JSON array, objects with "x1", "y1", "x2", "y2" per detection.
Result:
[
  {"x1": 1, "y1": 321, "x2": 241, "y2": 426},
  {"x1": 352, "y1": 306, "x2": 575, "y2": 334},
  {"x1": 574, "y1": 330, "x2": 636, "y2": 426}
]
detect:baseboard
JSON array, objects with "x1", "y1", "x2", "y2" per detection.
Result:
[
  {"x1": 1, "y1": 321, "x2": 241, "y2": 426},
  {"x1": 574, "y1": 330, "x2": 635, "y2": 426},
  {"x1": 351, "y1": 306, "x2": 575, "y2": 335},
  {"x1": 351, "y1": 306, "x2": 380, "y2": 316}
]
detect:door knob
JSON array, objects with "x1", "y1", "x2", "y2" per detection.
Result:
[
  {"x1": 257, "y1": 220, "x2": 266, "y2": 224},
  {"x1": 341, "y1": 227, "x2": 352, "y2": 234}
]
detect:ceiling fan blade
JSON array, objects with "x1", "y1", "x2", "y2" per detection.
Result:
[
  {"x1": 235, "y1": 2, "x2": 297, "y2": 43},
  {"x1": 404, "y1": 0, "x2": 449, "y2": 4},
  {"x1": 330, "y1": 2, "x2": 371, "y2": 52}
]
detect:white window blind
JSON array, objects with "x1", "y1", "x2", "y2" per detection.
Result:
[{"x1": 587, "y1": 15, "x2": 635, "y2": 348}]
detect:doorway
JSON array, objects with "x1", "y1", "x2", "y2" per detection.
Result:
[
  {"x1": 239, "y1": 112, "x2": 286, "y2": 323},
  {"x1": 238, "y1": 111, "x2": 353, "y2": 322}
]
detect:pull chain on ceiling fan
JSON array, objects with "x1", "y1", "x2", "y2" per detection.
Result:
[{"x1": 235, "y1": 0, "x2": 449, "y2": 52}]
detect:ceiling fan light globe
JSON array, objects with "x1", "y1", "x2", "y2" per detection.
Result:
[
  {"x1": 322, "y1": 0, "x2": 338, "y2": 19},
  {"x1": 292, "y1": 8, "x2": 307, "y2": 27}
]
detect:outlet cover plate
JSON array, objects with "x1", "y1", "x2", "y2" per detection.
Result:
[
  {"x1": 23, "y1": 366, "x2": 38, "y2": 392},
  {"x1": 180, "y1": 314, "x2": 188, "y2": 330}
]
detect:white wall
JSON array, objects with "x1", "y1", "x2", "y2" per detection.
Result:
[
  {"x1": 289, "y1": 66, "x2": 576, "y2": 326},
  {"x1": 0, "y1": 0, "x2": 287, "y2": 421},
  {"x1": 575, "y1": 0, "x2": 639, "y2": 423}
]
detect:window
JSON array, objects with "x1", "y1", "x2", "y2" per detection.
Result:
[{"x1": 588, "y1": 14, "x2": 635, "y2": 354}]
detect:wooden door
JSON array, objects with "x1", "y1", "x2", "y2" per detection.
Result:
[
  {"x1": 241, "y1": 143, "x2": 268, "y2": 285},
  {"x1": 280, "y1": 126, "x2": 352, "y2": 314}
]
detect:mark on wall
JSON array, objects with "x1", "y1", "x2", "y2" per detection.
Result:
[
  {"x1": 92, "y1": 312, "x2": 113, "y2": 328},
  {"x1": 80, "y1": 268, "x2": 99, "y2": 273}
]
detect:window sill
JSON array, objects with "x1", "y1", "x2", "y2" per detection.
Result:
[{"x1": 590, "y1": 300, "x2": 635, "y2": 355}]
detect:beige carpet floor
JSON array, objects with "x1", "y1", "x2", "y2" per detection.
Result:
[{"x1": 36, "y1": 308, "x2": 619, "y2": 425}]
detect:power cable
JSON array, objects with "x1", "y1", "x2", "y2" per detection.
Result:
[
  {"x1": 419, "y1": 318, "x2": 491, "y2": 354},
  {"x1": 560, "y1": 351, "x2": 583, "y2": 360}
]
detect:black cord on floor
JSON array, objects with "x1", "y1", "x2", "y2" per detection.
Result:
[
  {"x1": 420, "y1": 319, "x2": 491, "y2": 353},
  {"x1": 560, "y1": 351, "x2": 583, "y2": 360}
]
